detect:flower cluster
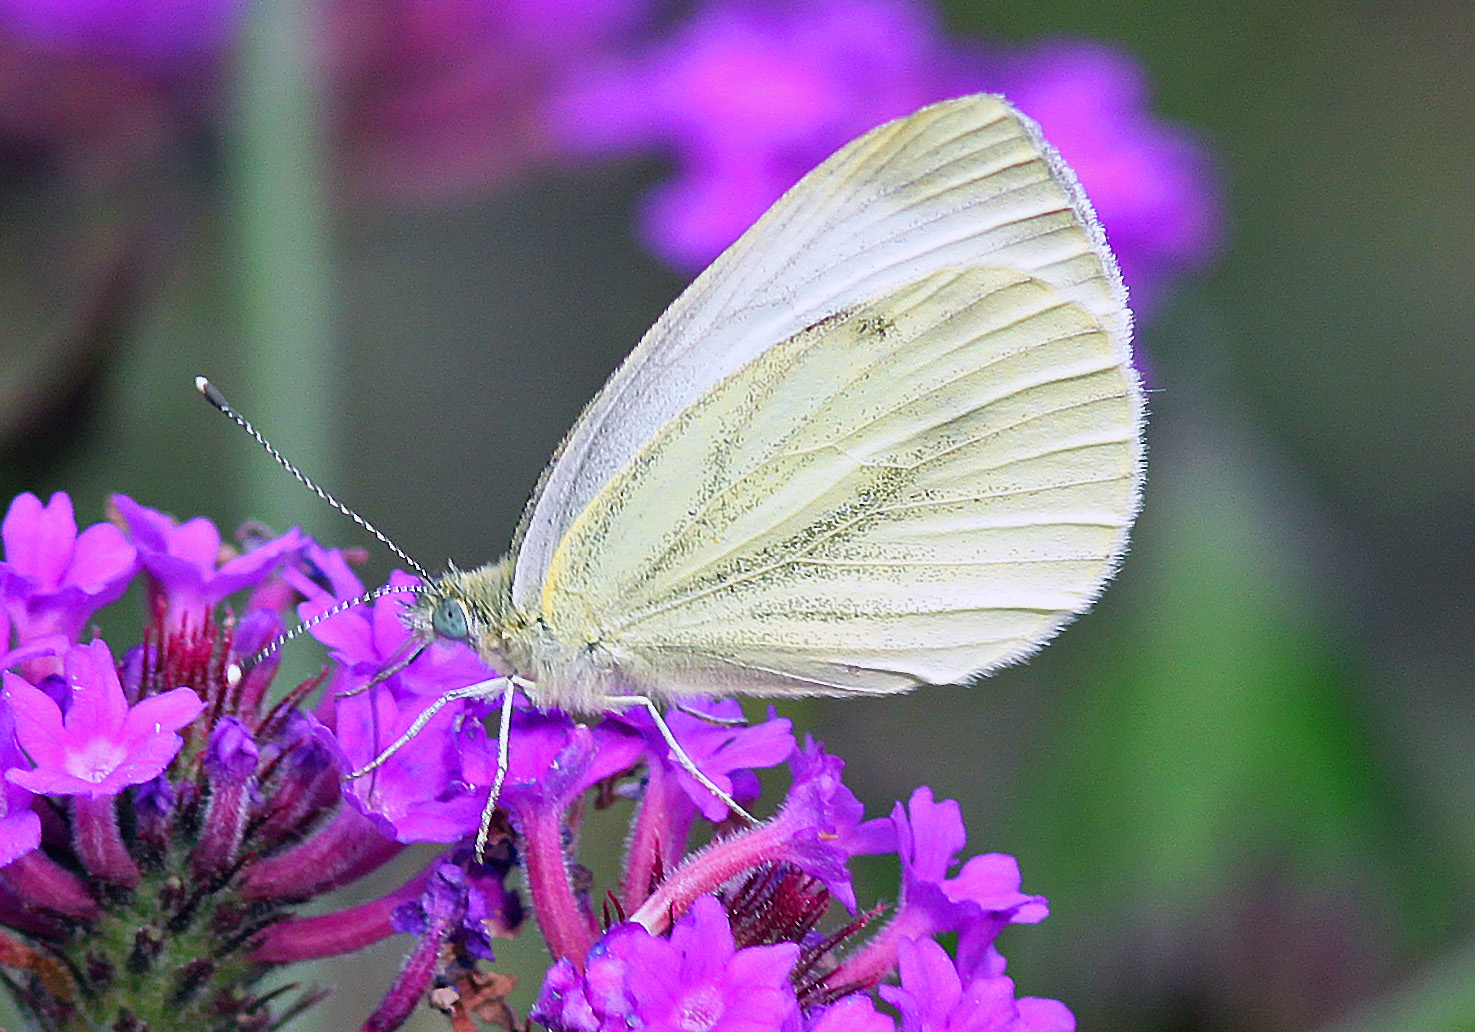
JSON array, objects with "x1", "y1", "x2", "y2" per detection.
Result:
[
  {"x1": 549, "y1": 0, "x2": 1219, "y2": 314},
  {"x1": 3, "y1": 0, "x2": 1217, "y2": 311},
  {"x1": 0, "y1": 490, "x2": 1072, "y2": 1032}
]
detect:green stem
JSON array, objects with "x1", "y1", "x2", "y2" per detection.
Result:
[{"x1": 226, "y1": 0, "x2": 340, "y2": 537}]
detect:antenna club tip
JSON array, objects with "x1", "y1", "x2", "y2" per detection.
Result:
[{"x1": 196, "y1": 377, "x2": 229, "y2": 411}]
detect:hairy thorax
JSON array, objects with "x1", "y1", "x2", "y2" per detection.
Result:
[{"x1": 408, "y1": 556, "x2": 625, "y2": 715}]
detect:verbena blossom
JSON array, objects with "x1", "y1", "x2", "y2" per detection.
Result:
[
  {"x1": 3, "y1": 638, "x2": 203, "y2": 797},
  {"x1": 0, "y1": 491, "x2": 136, "y2": 647},
  {"x1": 0, "y1": 488, "x2": 1074, "y2": 1032},
  {"x1": 550, "y1": 0, "x2": 1219, "y2": 314}
]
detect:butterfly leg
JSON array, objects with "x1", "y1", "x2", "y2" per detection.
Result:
[
  {"x1": 346, "y1": 677, "x2": 508, "y2": 778},
  {"x1": 335, "y1": 642, "x2": 427, "y2": 699},
  {"x1": 604, "y1": 694, "x2": 758, "y2": 825},
  {"x1": 670, "y1": 698, "x2": 748, "y2": 727},
  {"x1": 474, "y1": 678, "x2": 521, "y2": 861}
]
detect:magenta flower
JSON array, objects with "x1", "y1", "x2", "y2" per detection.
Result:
[
  {"x1": 807, "y1": 995, "x2": 899, "y2": 1032},
  {"x1": 0, "y1": 492, "x2": 137, "y2": 646},
  {"x1": 880, "y1": 936, "x2": 1075, "y2": 1032},
  {"x1": 112, "y1": 494, "x2": 306, "y2": 634},
  {"x1": 0, "y1": 487, "x2": 1076, "y2": 1032},
  {"x1": 532, "y1": 895, "x2": 803, "y2": 1032},
  {"x1": 0, "y1": 698, "x2": 42, "y2": 866},
  {"x1": 291, "y1": 554, "x2": 507, "y2": 843},
  {"x1": 627, "y1": 698, "x2": 794, "y2": 822},
  {"x1": 550, "y1": 0, "x2": 1218, "y2": 314},
  {"x1": 3, "y1": 639, "x2": 203, "y2": 798}
]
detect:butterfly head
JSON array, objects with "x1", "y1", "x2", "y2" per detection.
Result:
[{"x1": 409, "y1": 556, "x2": 519, "y2": 667}]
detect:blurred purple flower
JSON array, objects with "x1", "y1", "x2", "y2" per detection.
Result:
[
  {"x1": 532, "y1": 894, "x2": 802, "y2": 1032},
  {"x1": 3, "y1": 638, "x2": 203, "y2": 798},
  {"x1": 985, "y1": 40, "x2": 1218, "y2": 315},
  {"x1": 0, "y1": 491, "x2": 137, "y2": 646},
  {"x1": 550, "y1": 0, "x2": 1218, "y2": 314},
  {"x1": 0, "y1": 0, "x2": 244, "y2": 67},
  {"x1": 324, "y1": 0, "x2": 656, "y2": 205}
]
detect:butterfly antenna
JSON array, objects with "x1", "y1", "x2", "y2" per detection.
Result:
[
  {"x1": 196, "y1": 376, "x2": 434, "y2": 584},
  {"x1": 239, "y1": 582, "x2": 422, "y2": 674}
]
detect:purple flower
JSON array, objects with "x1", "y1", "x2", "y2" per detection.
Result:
[
  {"x1": 879, "y1": 936, "x2": 1074, "y2": 1032},
  {"x1": 550, "y1": 0, "x2": 1217, "y2": 312},
  {"x1": 291, "y1": 554, "x2": 506, "y2": 844},
  {"x1": 0, "y1": 492, "x2": 137, "y2": 646},
  {"x1": 632, "y1": 738, "x2": 865, "y2": 930},
  {"x1": 390, "y1": 857, "x2": 499, "y2": 963},
  {"x1": 3, "y1": 639, "x2": 203, "y2": 797},
  {"x1": 532, "y1": 895, "x2": 802, "y2": 1032},
  {"x1": 621, "y1": 700, "x2": 793, "y2": 910},
  {"x1": 807, "y1": 995, "x2": 897, "y2": 1032},
  {"x1": 290, "y1": 552, "x2": 489, "y2": 707},
  {"x1": 499, "y1": 710, "x2": 647, "y2": 963},
  {"x1": 112, "y1": 494, "x2": 306, "y2": 634},
  {"x1": 629, "y1": 699, "x2": 794, "y2": 822},
  {"x1": 332, "y1": 676, "x2": 497, "y2": 844},
  {"x1": 0, "y1": 697, "x2": 42, "y2": 866},
  {"x1": 192, "y1": 716, "x2": 263, "y2": 878},
  {"x1": 0, "y1": 0, "x2": 245, "y2": 67},
  {"x1": 498, "y1": 708, "x2": 646, "y2": 820},
  {"x1": 367, "y1": 851, "x2": 527, "y2": 1032},
  {"x1": 825, "y1": 787, "x2": 1048, "y2": 995},
  {"x1": 0, "y1": 485, "x2": 1081, "y2": 1032},
  {"x1": 205, "y1": 715, "x2": 260, "y2": 783},
  {"x1": 887, "y1": 788, "x2": 1049, "y2": 939}
]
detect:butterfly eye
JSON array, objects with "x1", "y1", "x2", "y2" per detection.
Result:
[{"x1": 432, "y1": 598, "x2": 471, "y2": 642}]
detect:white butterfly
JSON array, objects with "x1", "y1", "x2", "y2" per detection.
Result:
[{"x1": 312, "y1": 92, "x2": 1141, "y2": 852}]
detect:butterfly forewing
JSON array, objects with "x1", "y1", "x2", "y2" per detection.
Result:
[
  {"x1": 510, "y1": 94, "x2": 1135, "y2": 611},
  {"x1": 536, "y1": 265, "x2": 1137, "y2": 698}
]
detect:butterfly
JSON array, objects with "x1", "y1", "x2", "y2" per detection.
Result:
[{"x1": 206, "y1": 92, "x2": 1142, "y2": 856}]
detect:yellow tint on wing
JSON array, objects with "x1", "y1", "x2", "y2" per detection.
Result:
[{"x1": 538, "y1": 265, "x2": 1138, "y2": 699}]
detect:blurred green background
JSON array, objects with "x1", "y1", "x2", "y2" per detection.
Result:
[{"x1": 2, "y1": 1, "x2": 1473, "y2": 1031}]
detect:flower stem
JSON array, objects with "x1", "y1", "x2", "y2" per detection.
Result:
[{"x1": 519, "y1": 806, "x2": 598, "y2": 966}]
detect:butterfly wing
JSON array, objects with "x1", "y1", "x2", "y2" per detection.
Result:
[
  {"x1": 534, "y1": 263, "x2": 1139, "y2": 697},
  {"x1": 510, "y1": 93, "x2": 1134, "y2": 611}
]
